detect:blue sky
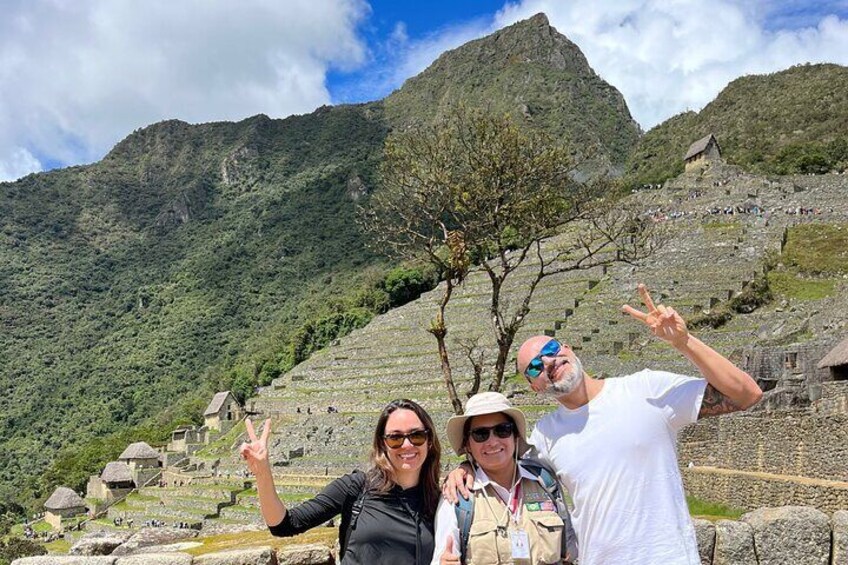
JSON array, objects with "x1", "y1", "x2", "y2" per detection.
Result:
[{"x1": 1, "y1": 0, "x2": 847, "y2": 181}]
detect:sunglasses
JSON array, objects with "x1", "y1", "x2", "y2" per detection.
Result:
[
  {"x1": 469, "y1": 421, "x2": 516, "y2": 443},
  {"x1": 383, "y1": 429, "x2": 429, "y2": 449},
  {"x1": 524, "y1": 339, "x2": 563, "y2": 378}
]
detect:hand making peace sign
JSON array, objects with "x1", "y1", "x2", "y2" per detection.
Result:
[
  {"x1": 621, "y1": 284, "x2": 690, "y2": 349},
  {"x1": 239, "y1": 418, "x2": 272, "y2": 476}
]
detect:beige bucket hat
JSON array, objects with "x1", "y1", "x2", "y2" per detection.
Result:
[{"x1": 446, "y1": 392, "x2": 529, "y2": 456}]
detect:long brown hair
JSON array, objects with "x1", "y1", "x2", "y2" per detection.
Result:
[{"x1": 367, "y1": 398, "x2": 441, "y2": 519}]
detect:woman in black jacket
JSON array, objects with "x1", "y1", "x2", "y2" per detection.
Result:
[{"x1": 240, "y1": 398, "x2": 441, "y2": 564}]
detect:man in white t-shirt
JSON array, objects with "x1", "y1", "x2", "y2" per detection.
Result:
[{"x1": 443, "y1": 284, "x2": 763, "y2": 565}]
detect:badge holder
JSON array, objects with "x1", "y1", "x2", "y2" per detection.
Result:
[{"x1": 510, "y1": 529, "x2": 531, "y2": 560}]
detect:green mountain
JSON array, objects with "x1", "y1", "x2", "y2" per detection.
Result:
[
  {"x1": 385, "y1": 13, "x2": 641, "y2": 174},
  {"x1": 0, "y1": 107, "x2": 389, "y2": 507},
  {"x1": 0, "y1": 14, "x2": 641, "y2": 510},
  {"x1": 625, "y1": 63, "x2": 848, "y2": 185}
]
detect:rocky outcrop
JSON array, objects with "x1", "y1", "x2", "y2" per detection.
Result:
[
  {"x1": 69, "y1": 531, "x2": 134, "y2": 556},
  {"x1": 111, "y1": 527, "x2": 199, "y2": 556},
  {"x1": 693, "y1": 519, "x2": 716, "y2": 564},
  {"x1": 12, "y1": 510, "x2": 848, "y2": 564},
  {"x1": 276, "y1": 544, "x2": 334, "y2": 565},
  {"x1": 742, "y1": 506, "x2": 831, "y2": 565},
  {"x1": 15, "y1": 558, "x2": 118, "y2": 565},
  {"x1": 192, "y1": 547, "x2": 277, "y2": 565},
  {"x1": 834, "y1": 510, "x2": 848, "y2": 565},
  {"x1": 713, "y1": 519, "x2": 757, "y2": 565},
  {"x1": 115, "y1": 555, "x2": 193, "y2": 565}
]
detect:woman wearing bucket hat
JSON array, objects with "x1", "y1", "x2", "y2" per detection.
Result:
[{"x1": 431, "y1": 392, "x2": 576, "y2": 565}]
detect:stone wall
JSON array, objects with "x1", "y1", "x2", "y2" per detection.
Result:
[
  {"x1": 813, "y1": 380, "x2": 848, "y2": 416},
  {"x1": 684, "y1": 467, "x2": 848, "y2": 513},
  {"x1": 692, "y1": 507, "x2": 848, "y2": 565},
  {"x1": 679, "y1": 411, "x2": 848, "y2": 482},
  {"x1": 14, "y1": 508, "x2": 848, "y2": 565},
  {"x1": 742, "y1": 340, "x2": 837, "y2": 405},
  {"x1": 14, "y1": 542, "x2": 334, "y2": 565}
]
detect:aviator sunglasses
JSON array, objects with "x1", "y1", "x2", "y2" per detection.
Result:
[
  {"x1": 383, "y1": 429, "x2": 429, "y2": 449},
  {"x1": 524, "y1": 339, "x2": 563, "y2": 378},
  {"x1": 469, "y1": 421, "x2": 516, "y2": 443}
]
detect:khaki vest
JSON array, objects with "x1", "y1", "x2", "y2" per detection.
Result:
[{"x1": 467, "y1": 476, "x2": 565, "y2": 565}]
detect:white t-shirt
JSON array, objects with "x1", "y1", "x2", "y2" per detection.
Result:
[{"x1": 529, "y1": 369, "x2": 706, "y2": 565}]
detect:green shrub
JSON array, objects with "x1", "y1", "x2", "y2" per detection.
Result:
[
  {"x1": 289, "y1": 308, "x2": 374, "y2": 365},
  {"x1": 0, "y1": 537, "x2": 47, "y2": 565},
  {"x1": 381, "y1": 265, "x2": 438, "y2": 308}
]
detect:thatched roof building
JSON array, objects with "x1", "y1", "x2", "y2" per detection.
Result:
[
  {"x1": 818, "y1": 336, "x2": 848, "y2": 368},
  {"x1": 44, "y1": 487, "x2": 85, "y2": 511},
  {"x1": 684, "y1": 133, "x2": 721, "y2": 161},
  {"x1": 118, "y1": 441, "x2": 159, "y2": 461},
  {"x1": 100, "y1": 461, "x2": 133, "y2": 483}
]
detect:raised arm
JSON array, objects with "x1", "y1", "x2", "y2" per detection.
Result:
[
  {"x1": 240, "y1": 418, "x2": 286, "y2": 526},
  {"x1": 622, "y1": 284, "x2": 763, "y2": 417}
]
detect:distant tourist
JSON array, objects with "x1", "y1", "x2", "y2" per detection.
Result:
[
  {"x1": 444, "y1": 284, "x2": 763, "y2": 565},
  {"x1": 241, "y1": 399, "x2": 441, "y2": 564},
  {"x1": 433, "y1": 392, "x2": 577, "y2": 565}
]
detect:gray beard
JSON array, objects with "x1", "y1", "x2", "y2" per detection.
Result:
[{"x1": 541, "y1": 356, "x2": 584, "y2": 397}]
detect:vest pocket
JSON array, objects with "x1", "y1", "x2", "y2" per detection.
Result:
[
  {"x1": 468, "y1": 518, "x2": 500, "y2": 564},
  {"x1": 526, "y1": 512, "x2": 564, "y2": 564}
]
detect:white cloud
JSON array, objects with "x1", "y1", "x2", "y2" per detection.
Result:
[
  {"x1": 493, "y1": 0, "x2": 848, "y2": 129},
  {"x1": 0, "y1": 147, "x2": 42, "y2": 183},
  {"x1": 0, "y1": 0, "x2": 369, "y2": 181}
]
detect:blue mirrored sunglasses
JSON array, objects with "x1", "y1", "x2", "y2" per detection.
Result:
[{"x1": 524, "y1": 339, "x2": 562, "y2": 379}]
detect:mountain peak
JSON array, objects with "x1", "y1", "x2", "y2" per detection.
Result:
[{"x1": 383, "y1": 13, "x2": 639, "y2": 172}]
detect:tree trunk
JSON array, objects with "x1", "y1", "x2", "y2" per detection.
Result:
[
  {"x1": 490, "y1": 335, "x2": 513, "y2": 392},
  {"x1": 428, "y1": 280, "x2": 463, "y2": 414},
  {"x1": 469, "y1": 365, "x2": 482, "y2": 397},
  {"x1": 436, "y1": 331, "x2": 463, "y2": 414}
]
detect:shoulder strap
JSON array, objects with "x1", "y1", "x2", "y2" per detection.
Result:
[
  {"x1": 341, "y1": 479, "x2": 368, "y2": 556},
  {"x1": 454, "y1": 494, "x2": 475, "y2": 565},
  {"x1": 519, "y1": 459, "x2": 579, "y2": 562}
]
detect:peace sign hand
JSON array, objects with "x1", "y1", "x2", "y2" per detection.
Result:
[
  {"x1": 622, "y1": 284, "x2": 689, "y2": 349},
  {"x1": 239, "y1": 418, "x2": 272, "y2": 476}
]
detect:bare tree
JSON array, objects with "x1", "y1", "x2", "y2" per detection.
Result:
[{"x1": 359, "y1": 106, "x2": 657, "y2": 414}]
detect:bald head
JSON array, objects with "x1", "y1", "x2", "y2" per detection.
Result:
[
  {"x1": 516, "y1": 335, "x2": 556, "y2": 376},
  {"x1": 517, "y1": 335, "x2": 594, "y2": 405}
]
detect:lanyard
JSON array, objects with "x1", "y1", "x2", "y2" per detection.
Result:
[{"x1": 479, "y1": 469, "x2": 522, "y2": 531}]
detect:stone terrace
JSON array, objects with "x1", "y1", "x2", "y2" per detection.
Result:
[
  {"x1": 139, "y1": 171, "x2": 848, "y2": 530},
  {"x1": 233, "y1": 171, "x2": 848, "y2": 478}
]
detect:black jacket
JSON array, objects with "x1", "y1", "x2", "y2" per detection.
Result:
[{"x1": 269, "y1": 470, "x2": 435, "y2": 564}]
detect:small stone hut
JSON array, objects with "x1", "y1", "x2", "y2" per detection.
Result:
[
  {"x1": 168, "y1": 425, "x2": 205, "y2": 453},
  {"x1": 119, "y1": 441, "x2": 161, "y2": 487},
  {"x1": 44, "y1": 486, "x2": 86, "y2": 530},
  {"x1": 100, "y1": 461, "x2": 134, "y2": 489},
  {"x1": 818, "y1": 336, "x2": 848, "y2": 381},
  {"x1": 684, "y1": 133, "x2": 722, "y2": 172},
  {"x1": 85, "y1": 461, "x2": 134, "y2": 512},
  {"x1": 204, "y1": 391, "x2": 243, "y2": 434}
]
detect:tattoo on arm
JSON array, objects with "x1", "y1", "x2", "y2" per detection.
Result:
[{"x1": 698, "y1": 384, "x2": 740, "y2": 419}]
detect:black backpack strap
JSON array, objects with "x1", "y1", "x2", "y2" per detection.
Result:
[
  {"x1": 454, "y1": 494, "x2": 475, "y2": 565},
  {"x1": 341, "y1": 484, "x2": 368, "y2": 556}
]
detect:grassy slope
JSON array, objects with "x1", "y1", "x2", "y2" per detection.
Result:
[{"x1": 625, "y1": 64, "x2": 848, "y2": 185}]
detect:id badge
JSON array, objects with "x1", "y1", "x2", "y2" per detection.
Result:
[{"x1": 510, "y1": 529, "x2": 531, "y2": 560}]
